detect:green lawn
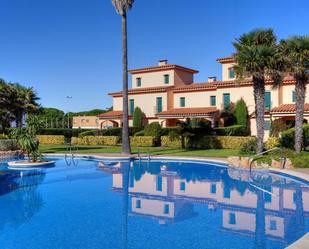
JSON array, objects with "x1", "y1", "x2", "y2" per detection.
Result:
[{"x1": 39, "y1": 144, "x2": 239, "y2": 158}]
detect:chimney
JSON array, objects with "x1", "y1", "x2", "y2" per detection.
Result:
[
  {"x1": 208, "y1": 76, "x2": 217, "y2": 82},
  {"x1": 158, "y1": 59, "x2": 168, "y2": 66}
]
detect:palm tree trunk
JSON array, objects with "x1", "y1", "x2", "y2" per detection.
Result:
[
  {"x1": 121, "y1": 13, "x2": 131, "y2": 155},
  {"x1": 15, "y1": 110, "x2": 23, "y2": 128},
  {"x1": 294, "y1": 78, "x2": 306, "y2": 154},
  {"x1": 253, "y1": 79, "x2": 265, "y2": 154}
]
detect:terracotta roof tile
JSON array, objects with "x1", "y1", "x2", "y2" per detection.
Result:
[
  {"x1": 271, "y1": 104, "x2": 309, "y2": 113},
  {"x1": 128, "y1": 64, "x2": 198, "y2": 74},
  {"x1": 97, "y1": 110, "x2": 123, "y2": 118},
  {"x1": 157, "y1": 107, "x2": 218, "y2": 117},
  {"x1": 109, "y1": 86, "x2": 173, "y2": 97},
  {"x1": 216, "y1": 56, "x2": 235, "y2": 63}
]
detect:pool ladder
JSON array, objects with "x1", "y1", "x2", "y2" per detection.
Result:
[
  {"x1": 249, "y1": 147, "x2": 286, "y2": 173},
  {"x1": 65, "y1": 144, "x2": 79, "y2": 166}
]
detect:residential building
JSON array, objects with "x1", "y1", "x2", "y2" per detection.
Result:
[
  {"x1": 72, "y1": 115, "x2": 100, "y2": 129},
  {"x1": 98, "y1": 57, "x2": 309, "y2": 137}
]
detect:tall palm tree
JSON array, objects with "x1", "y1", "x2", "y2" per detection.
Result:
[
  {"x1": 111, "y1": 0, "x2": 134, "y2": 155},
  {"x1": 233, "y1": 29, "x2": 281, "y2": 153},
  {"x1": 280, "y1": 36, "x2": 309, "y2": 153}
]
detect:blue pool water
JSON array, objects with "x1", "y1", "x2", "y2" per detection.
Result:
[{"x1": 0, "y1": 157, "x2": 308, "y2": 249}]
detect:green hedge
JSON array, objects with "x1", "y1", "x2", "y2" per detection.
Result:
[
  {"x1": 130, "y1": 136, "x2": 156, "y2": 147},
  {"x1": 280, "y1": 125, "x2": 309, "y2": 149},
  {"x1": 71, "y1": 136, "x2": 120, "y2": 146},
  {"x1": 161, "y1": 135, "x2": 255, "y2": 149},
  {"x1": 0, "y1": 139, "x2": 19, "y2": 151},
  {"x1": 161, "y1": 136, "x2": 182, "y2": 148},
  {"x1": 214, "y1": 125, "x2": 248, "y2": 136},
  {"x1": 5, "y1": 128, "x2": 92, "y2": 138},
  {"x1": 37, "y1": 135, "x2": 65, "y2": 145},
  {"x1": 78, "y1": 127, "x2": 142, "y2": 138}
]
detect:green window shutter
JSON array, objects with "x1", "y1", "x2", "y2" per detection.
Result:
[
  {"x1": 129, "y1": 99, "x2": 134, "y2": 115},
  {"x1": 136, "y1": 78, "x2": 141, "y2": 87},
  {"x1": 228, "y1": 68, "x2": 235, "y2": 79},
  {"x1": 210, "y1": 96, "x2": 216, "y2": 106},
  {"x1": 292, "y1": 91, "x2": 296, "y2": 102},
  {"x1": 180, "y1": 97, "x2": 185, "y2": 107},
  {"x1": 265, "y1": 92, "x2": 271, "y2": 110},
  {"x1": 156, "y1": 97, "x2": 162, "y2": 113},
  {"x1": 223, "y1": 93, "x2": 230, "y2": 109},
  {"x1": 164, "y1": 74, "x2": 169, "y2": 84}
]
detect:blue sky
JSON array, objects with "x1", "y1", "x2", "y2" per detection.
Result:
[{"x1": 0, "y1": 0, "x2": 308, "y2": 112}]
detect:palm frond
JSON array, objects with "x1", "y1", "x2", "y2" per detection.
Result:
[{"x1": 111, "y1": 0, "x2": 134, "y2": 16}]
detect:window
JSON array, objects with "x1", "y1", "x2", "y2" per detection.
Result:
[
  {"x1": 164, "y1": 74, "x2": 169, "y2": 84},
  {"x1": 264, "y1": 120, "x2": 271, "y2": 131},
  {"x1": 228, "y1": 67, "x2": 235, "y2": 79},
  {"x1": 292, "y1": 90, "x2": 296, "y2": 102},
  {"x1": 210, "y1": 183, "x2": 217, "y2": 194},
  {"x1": 210, "y1": 96, "x2": 216, "y2": 106},
  {"x1": 136, "y1": 199, "x2": 141, "y2": 209},
  {"x1": 129, "y1": 99, "x2": 134, "y2": 116},
  {"x1": 229, "y1": 213, "x2": 236, "y2": 225},
  {"x1": 180, "y1": 97, "x2": 186, "y2": 107},
  {"x1": 136, "y1": 77, "x2": 141, "y2": 87},
  {"x1": 157, "y1": 97, "x2": 162, "y2": 113},
  {"x1": 180, "y1": 182, "x2": 186, "y2": 191},
  {"x1": 81, "y1": 119, "x2": 85, "y2": 123},
  {"x1": 156, "y1": 176, "x2": 162, "y2": 192},
  {"x1": 270, "y1": 220, "x2": 277, "y2": 230},
  {"x1": 86, "y1": 119, "x2": 89, "y2": 123},
  {"x1": 264, "y1": 186, "x2": 272, "y2": 203},
  {"x1": 223, "y1": 183, "x2": 230, "y2": 198},
  {"x1": 265, "y1": 91, "x2": 271, "y2": 110},
  {"x1": 129, "y1": 172, "x2": 134, "y2": 188},
  {"x1": 223, "y1": 93, "x2": 230, "y2": 110},
  {"x1": 293, "y1": 192, "x2": 297, "y2": 203},
  {"x1": 163, "y1": 204, "x2": 170, "y2": 214}
]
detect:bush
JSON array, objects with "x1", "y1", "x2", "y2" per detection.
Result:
[
  {"x1": 239, "y1": 138, "x2": 257, "y2": 154},
  {"x1": 130, "y1": 136, "x2": 156, "y2": 147},
  {"x1": 280, "y1": 125, "x2": 309, "y2": 149},
  {"x1": 71, "y1": 136, "x2": 120, "y2": 146},
  {"x1": 214, "y1": 125, "x2": 248, "y2": 136},
  {"x1": 265, "y1": 137, "x2": 280, "y2": 150},
  {"x1": 144, "y1": 122, "x2": 161, "y2": 137},
  {"x1": 37, "y1": 135, "x2": 65, "y2": 145},
  {"x1": 133, "y1": 107, "x2": 146, "y2": 129},
  {"x1": 7, "y1": 128, "x2": 93, "y2": 138},
  {"x1": 0, "y1": 134, "x2": 8, "y2": 139},
  {"x1": 161, "y1": 136, "x2": 182, "y2": 148},
  {"x1": 0, "y1": 139, "x2": 19, "y2": 151},
  {"x1": 233, "y1": 98, "x2": 248, "y2": 127},
  {"x1": 134, "y1": 130, "x2": 145, "y2": 136}
]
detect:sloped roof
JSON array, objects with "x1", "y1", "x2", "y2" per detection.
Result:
[{"x1": 157, "y1": 107, "x2": 218, "y2": 117}]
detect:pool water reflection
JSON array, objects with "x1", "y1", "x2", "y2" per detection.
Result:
[{"x1": 0, "y1": 158, "x2": 308, "y2": 249}]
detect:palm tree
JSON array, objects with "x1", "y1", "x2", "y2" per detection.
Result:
[
  {"x1": 233, "y1": 29, "x2": 281, "y2": 153},
  {"x1": 111, "y1": 0, "x2": 134, "y2": 155},
  {"x1": 280, "y1": 36, "x2": 309, "y2": 153},
  {"x1": 10, "y1": 83, "x2": 40, "y2": 128}
]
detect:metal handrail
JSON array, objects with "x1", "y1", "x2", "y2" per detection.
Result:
[{"x1": 249, "y1": 147, "x2": 286, "y2": 172}]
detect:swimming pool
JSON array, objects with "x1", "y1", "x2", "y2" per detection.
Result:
[{"x1": 0, "y1": 157, "x2": 308, "y2": 249}]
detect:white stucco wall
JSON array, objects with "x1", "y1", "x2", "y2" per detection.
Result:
[{"x1": 131, "y1": 70, "x2": 175, "y2": 88}]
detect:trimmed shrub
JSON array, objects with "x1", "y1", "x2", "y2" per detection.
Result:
[
  {"x1": 265, "y1": 137, "x2": 280, "y2": 150},
  {"x1": 214, "y1": 125, "x2": 248, "y2": 136},
  {"x1": 0, "y1": 139, "x2": 19, "y2": 151},
  {"x1": 133, "y1": 107, "x2": 146, "y2": 129},
  {"x1": 161, "y1": 127, "x2": 179, "y2": 136},
  {"x1": 161, "y1": 136, "x2": 182, "y2": 148},
  {"x1": 280, "y1": 125, "x2": 309, "y2": 149},
  {"x1": 233, "y1": 98, "x2": 248, "y2": 127},
  {"x1": 161, "y1": 135, "x2": 255, "y2": 150},
  {"x1": 130, "y1": 136, "x2": 156, "y2": 147},
  {"x1": 71, "y1": 136, "x2": 120, "y2": 146},
  {"x1": 37, "y1": 135, "x2": 65, "y2": 145},
  {"x1": 144, "y1": 122, "x2": 161, "y2": 136}
]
